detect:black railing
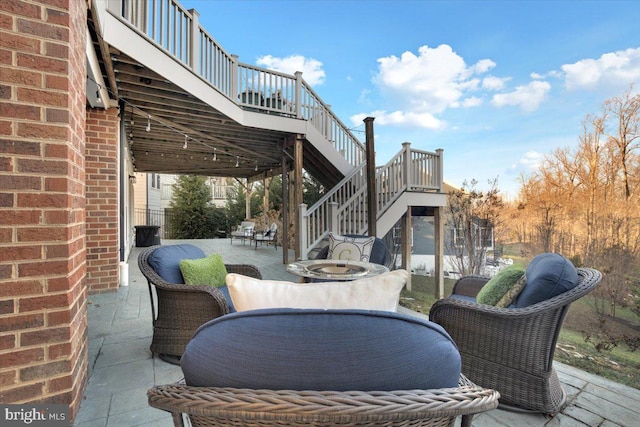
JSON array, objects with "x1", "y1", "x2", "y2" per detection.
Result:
[{"x1": 135, "y1": 208, "x2": 179, "y2": 239}]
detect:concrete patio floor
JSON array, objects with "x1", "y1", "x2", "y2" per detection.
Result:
[{"x1": 74, "y1": 239, "x2": 640, "y2": 426}]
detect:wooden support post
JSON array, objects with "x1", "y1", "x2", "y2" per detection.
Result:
[
  {"x1": 434, "y1": 206, "x2": 444, "y2": 299},
  {"x1": 281, "y1": 149, "x2": 289, "y2": 264},
  {"x1": 402, "y1": 207, "x2": 412, "y2": 291},
  {"x1": 294, "y1": 135, "x2": 304, "y2": 260},
  {"x1": 364, "y1": 117, "x2": 376, "y2": 237}
]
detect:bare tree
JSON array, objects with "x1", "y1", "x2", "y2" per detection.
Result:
[{"x1": 445, "y1": 178, "x2": 503, "y2": 276}]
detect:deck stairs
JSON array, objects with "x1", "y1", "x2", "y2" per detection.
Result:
[{"x1": 96, "y1": 0, "x2": 447, "y2": 257}]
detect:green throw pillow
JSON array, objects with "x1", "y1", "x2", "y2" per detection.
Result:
[
  {"x1": 476, "y1": 265, "x2": 526, "y2": 306},
  {"x1": 179, "y1": 254, "x2": 228, "y2": 288}
]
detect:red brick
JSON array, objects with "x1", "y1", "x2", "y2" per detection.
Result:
[
  {"x1": 0, "y1": 313, "x2": 44, "y2": 333},
  {"x1": 18, "y1": 259, "x2": 69, "y2": 278},
  {"x1": 0, "y1": 193, "x2": 15, "y2": 207},
  {"x1": 17, "y1": 53, "x2": 67, "y2": 74},
  {"x1": 48, "y1": 342, "x2": 71, "y2": 360},
  {"x1": 0, "y1": 245, "x2": 41, "y2": 263},
  {"x1": 17, "y1": 158, "x2": 68, "y2": 175},
  {"x1": 0, "y1": 12, "x2": 11, "y2": 29},
  {"x1": 17, "y1": 122, "x2": 67, "y2": 140},
  {"x1": 44, "y1": 209, "x2": 80, "y2": 225},
  {"x1": 0, "y1": 156, "x2": 14, "y2": 170},
  {"x1": 0, "y1": 102, "x2": 40, "y2": 121},
  {"x1": 0, "y1": 121, "x2": 12, "y2": 135},
  {"x1": 0, "y1": 264, "x2": 12, "y2": 279},
  {"x1": 0, "y1": 1, "x2": 41, "y2": 19},
  {"x1": 17, "y1": 18, "x2": 68, "y2": 42},
  {"x1": 0, "y1": 370, "x2": 16, "y2": 387},
  {"x1": 20, "y1": 360, "x2": 70, "y2": 382},
  {"x1": 0, "y1": 48, "x2": 11, "y2": 65},
  {"x1": 0, "y1": 348, "x2": 45, "y2": 368},
  {"x1": 19, "y1": 293, "x2": 69, "y2": 312},
  {"x1": 17, "y1": 193, "x2": 69, "y2": 209},
  {"x1": 45, "y1": 108, "x2": 68, "y2": 123},
  {"x1": 0, "y1": 334, "x2": 16, "y2": 351},
  {"x1": 0, "y1": 139, "x2": 41, "y2": 155},
  {"x1": 0, "y1": 67, "x2": 42, "y2": 86},
  {"x1": 0, "y1": 175, "x2": 41, "y2": 191},
  {"x1": 0, "y1": 299, "x2": 14, "y2": 314},
  {"x1": 0, "y1": 210, "x2": 42, "y2": 225},
  {"x1": 48, "y1": 374, "x2": 72, "y2": 393},
  {"x1": 0, "y1": 32, "x2": 41, "y2": 53},
  {"x1": 17, "y1": 87, "x2": 67, "y2": 107},
  {"x1": 0, "y1": 85, "x2": 10, "y2": 99},
  {"x1": 47, "y1": 309, "x2": 71, "y2": 327},
  {"x1": 45, "y1": 41, "x2": 67, "y2": 58},
  {"x1": 0, "y1": 280, "x2": 44, "y2": 298},
  {"x1": 45, "y1": 8, "x2": 69, "y2": 26},
  {"x1": 0, "y1": 381, "x2": 45, "y2": 402},
  {"x1": 44, "y1": 74, "x2": 68, "y2": 91},
  {"x1": 21, "y1": 326, "x2": 70, "y2": 346}
]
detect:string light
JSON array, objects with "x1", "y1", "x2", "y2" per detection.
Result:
[
  {"x1": 254, "y1": 160, "x2": 258, "y2": 171},
  {"x1": 95, "y1": 84, "x2": 102, "y2": 103},
  {"x1": 85, "y1": 75, "x2": 265, "y2": 169}
]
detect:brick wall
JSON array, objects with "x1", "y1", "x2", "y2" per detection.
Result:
[
  {"x1": 85, "y1": 107, "x2": 120, "y2": 292},
  {"x1": 0, "y1": 0, "x2": 88, "y2": 419}
]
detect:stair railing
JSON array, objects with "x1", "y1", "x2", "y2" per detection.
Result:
[
  {"x1": 298, "y1": 143, "x2": 443, "y2": 259},
  {"x1": 112, "y1": 0, "x2": 365, "y2": 167}
]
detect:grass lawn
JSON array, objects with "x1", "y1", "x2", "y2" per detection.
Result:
[{"x1": 400, "y1": 274, "x2": 640, "y2": 390}]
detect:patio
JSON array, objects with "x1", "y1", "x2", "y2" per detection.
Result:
[{"x1": 74, "y1": 239, "x2": 640, "y2": 426}]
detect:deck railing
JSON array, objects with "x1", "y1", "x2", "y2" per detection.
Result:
[
  {"x1": 299, "y1": 144, "x2": 443, "y2": 259},
  {"x1": 111, "y1": 0, "x2": 365, "y2": 166}
]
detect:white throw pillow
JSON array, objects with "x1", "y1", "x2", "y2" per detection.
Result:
[
  {"x1": 226, "y1": 269, "x2": 409, "y2": 312},
  {"x1": 327, "y1": 233, "x2": 375, "y2": 262}
]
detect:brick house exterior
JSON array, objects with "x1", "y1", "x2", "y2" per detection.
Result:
[{"x1": 0, "y1": 0, "x2": 120, "y2": 419}]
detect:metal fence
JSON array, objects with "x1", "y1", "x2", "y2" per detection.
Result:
[{"x1": 134, "y1": 208, "x2": 179, "y2": 239}]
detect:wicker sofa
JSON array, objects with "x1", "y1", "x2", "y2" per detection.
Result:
[
  {"x1": 429, "y1": 264, "x2": 602, "y2": 414},
  {"x1": 148, "y1": 308, "x2": 500, "y2": 426},
  {"x1": 138, "y1": 244, "x2": 261, "y2": 363}
]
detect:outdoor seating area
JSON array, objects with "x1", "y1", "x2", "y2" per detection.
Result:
[
  {"x1": 74, "y1": 239, "x2": 640, "y2": 427},
  {"x1": 430, "y1": 255, "x2": 602, "y2": 414}
]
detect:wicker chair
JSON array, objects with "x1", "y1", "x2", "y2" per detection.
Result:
[
  {"x1": 148, "y1": 374, "x2": 499, "y2": 427},
  {"x1": 138, "y1": 245, "x2": 262, "y2": 363},
  {"x1": 429, "y1": 267, "x2": 602, "y2": 414}
]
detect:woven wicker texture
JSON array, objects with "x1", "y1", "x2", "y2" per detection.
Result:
[
  {"x1": 148, "y1": 375, "x2": 499, "y2": 427},
  {"x1": 138, "y1": 245, "x2": 262, "y2": 358},
  {"x1": 429, "y1": 267, "x2": 601, "y2": 414}
]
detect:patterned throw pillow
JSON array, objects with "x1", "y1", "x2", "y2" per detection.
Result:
[
  {"x1": 179, "y1": 254, "x2": 228, "y2": 288},
  {"x1": 495, "y1": 273, "x2": 527, "y2": 307},
  {"x1": 476, "y1": 265, "x2": 526, "y2": 306},
  {"x1": 326, "y1": 233, "x2": 375, "y2": 262}
]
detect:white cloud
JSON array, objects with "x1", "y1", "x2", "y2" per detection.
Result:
[
  {"x1": 351, "y1": 110, "x2": 444, "y2": 130},
  {"x1": 373, "y1": 44, "x2": 498, "y2": 114},
  {"x1": 482, "y1": 76, "x2": 509, "y2": 90},
  {"x1": 491, "y1": 81, "x2": 551, "y2": 112},
  {"x1": 256, "y1": 54, "x2": 326, "y2": 86},
  {"x1": 519, "y1": 151, "x2": 544, "y2": 170},
  {"x1": 561, "y1": 47, "x2": 640, "y2": 91},
  {"x1": 462, "y1": 96, "x2": 483, "y2": 108}
]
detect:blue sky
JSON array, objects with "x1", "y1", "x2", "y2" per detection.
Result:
[{"x1": 180, "y1": 0, "x2": 640, "y2": 198}]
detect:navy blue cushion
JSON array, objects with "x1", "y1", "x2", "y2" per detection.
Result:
[
  {"x1": 147, "y1": 244, "x2": 206, "y2": 284},
  {"x1": 181, "y1": 308, "x2": 461, "y2": 391},
  {"x1": 218, "y1": 285, "x2": 235, "y2": 313},
  {"x1": 515, "y1": 253, "x2": 579, "y2": 308}
]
